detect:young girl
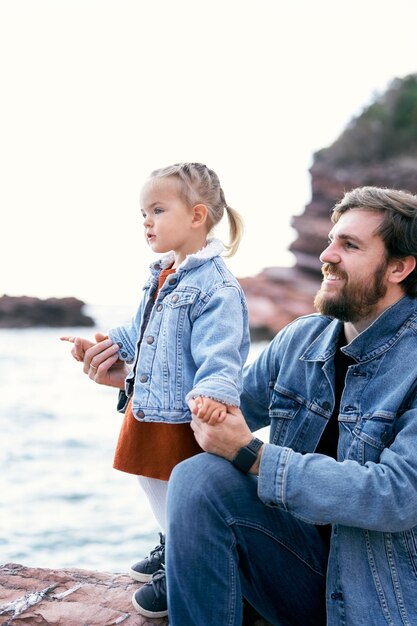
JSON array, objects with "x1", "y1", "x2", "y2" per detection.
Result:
[{"x1": 61, "y1": 162, "x2": 250, "y2": 618}]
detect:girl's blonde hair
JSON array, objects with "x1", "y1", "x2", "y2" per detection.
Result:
[{"x1": 149, "y1": 162, "x2": 244, "y2": 257}]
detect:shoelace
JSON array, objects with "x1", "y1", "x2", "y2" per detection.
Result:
[
  {"x1": 148, "y1": 567, "x2": 166, "y2": 600},
  {"x1": 148, "y1": 533, "x2": 165, "y2": 565}
]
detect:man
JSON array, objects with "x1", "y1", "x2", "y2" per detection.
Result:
[{"x1": 166, "y1": 186, "x2": 417, "y2": 626}]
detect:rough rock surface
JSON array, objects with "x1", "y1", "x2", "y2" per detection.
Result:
[
  {"x1": 0, "y1": 295, "x2": 94, "y2": 328},
  {"x1": 0, "y1": 563, "x2": 167, "y2": 626},
  {"x1": 0, "y1": 563, "x2": 271, "y2": 626}
]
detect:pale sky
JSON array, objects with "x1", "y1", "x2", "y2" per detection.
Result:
[{"x1": 2, "y1": 0, "x2": 417, "y2": 306}]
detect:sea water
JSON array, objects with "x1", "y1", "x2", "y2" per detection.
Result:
[{"x1": 0, "y1": 304, "x2": 267, "y2": 572}]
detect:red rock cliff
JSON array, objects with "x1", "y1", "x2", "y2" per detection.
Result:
[{"x1": 242, "y1": 75, "x2": 417, "y2": 339}]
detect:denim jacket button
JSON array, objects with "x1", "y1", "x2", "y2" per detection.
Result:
[
  {"x1": 380, "y1": 429, "x2": 392, "y2": 444},
  {"x1": 322, "y1": 401, "x2": 331, "y2": 411},
  {"x1": 120, "y1": 351, "x2": 128, "y2": 358},
  {"x1": 330, "y1": 592, "x2": 343, "y2": 600},
  {"x1": 168, "y1": 278, "x2": 177, "y2": 285},
  {"x1": 140, "y1": 374, "x2": 149, "y2": 383},
  {"x1": 146, "y1": 336, "x2": 154, "y2": 345},
  {"x1": 156, "y1": 304, "x2": 163, "y2": 312},
  {"x1": 171, "y1": 294, "x2": 179, "y2": 303},
  {"x1": 136, "y1": 410, "x2": 145, "y2": 419}
]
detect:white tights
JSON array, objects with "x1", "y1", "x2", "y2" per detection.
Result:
[{"x1": 137, "y1": 475, "x2": 169, "y2": 533}]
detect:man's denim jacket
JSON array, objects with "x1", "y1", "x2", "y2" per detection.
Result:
[
  {"x1": 242, "y1": 296, "x2": 417, "y2": 626},
  {"x1": 109, "y1": 239, "x2": 250, "y2": 424}
]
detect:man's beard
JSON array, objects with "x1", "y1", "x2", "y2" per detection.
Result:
[{"x1": 314, "y1": 261, "x2": 388, "y2": 323}]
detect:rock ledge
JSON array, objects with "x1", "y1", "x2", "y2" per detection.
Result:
[
  {"x1": 0, "y1": 563, "x2": 270, "y2": 625},
  {"x1": 0, "y1": 563, "x2": 167, "y2": 626}
]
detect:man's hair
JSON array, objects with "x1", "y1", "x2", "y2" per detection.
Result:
[{"x1": 332, "y1": 186, "x2": 417, "y2": 297}]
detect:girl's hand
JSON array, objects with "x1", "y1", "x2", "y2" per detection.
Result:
[{"x1": 193, "y1": 396, "x2": 227, "y2": 425}]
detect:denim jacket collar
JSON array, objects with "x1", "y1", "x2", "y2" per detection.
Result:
[
  {"x1": 301, "y1": 295, "x2": 417, "y2": 364},
  {"x1": 149, "y1": 238, "x2": 225, "y2": 276}
]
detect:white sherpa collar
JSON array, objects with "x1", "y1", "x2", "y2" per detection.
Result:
[{"x1": 155, "y1": 238, "x2": 225, "y2": 271}]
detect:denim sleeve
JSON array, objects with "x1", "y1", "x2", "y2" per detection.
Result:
[
  {"x1": 258, "y1": 403, "x2": 417, "y2": 532},
  {"x1": 240, "y1": 335, "x2": 282, "y2": 431},
  {"x1": 108, "y1": 322, "x2": 137, "y2": 363},
  {"x1": 186, "y1": 285, "x2": 249, "y2": 407}
]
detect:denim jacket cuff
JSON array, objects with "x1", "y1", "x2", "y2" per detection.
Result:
[
  {"x1": 186, "y1": 380, "x2": 241, "y2": 408},
  {"x1": 108, "y1": 328, "x2": 135, "y2": 363},
  {"x1": 257, "y1": 443, "x2": 293, "y2": 509}
]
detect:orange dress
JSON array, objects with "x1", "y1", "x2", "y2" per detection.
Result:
[{"x1": 113, "y1": 267, "x2": 202, "y2": 480}]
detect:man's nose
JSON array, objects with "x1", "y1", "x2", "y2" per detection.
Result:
[{"x1": 319, "y1": 242, "x2": 340, "y2": 265}]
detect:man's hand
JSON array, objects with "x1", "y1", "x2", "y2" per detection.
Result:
[
  {"x1": 60, "y1": 334, "x2": 95, "y2": 361},
  {"x1": 61, "y1": 332, "x2": 128, "y2": 389},
  {"x1": 189, "y1": 401, "x2": 253, "y2": 461}
]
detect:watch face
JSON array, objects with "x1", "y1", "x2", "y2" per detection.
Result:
[{"x1": 232, "y1": 438, "x2": 262, "y2": 473}]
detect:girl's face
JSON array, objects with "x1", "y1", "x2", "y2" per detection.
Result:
[{"x1": 140, "y1": 177, "x2": 198, "y2": 265}]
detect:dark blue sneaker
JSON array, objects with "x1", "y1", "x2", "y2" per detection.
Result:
[
  {"x1": 132, "y1": 567, "x2": 168, "y2": 617},
  {"x1": 129, "y1": 533, "x2": 165, "y2": 582}
]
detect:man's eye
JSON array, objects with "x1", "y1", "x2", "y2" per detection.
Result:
[{"x1": 345, "y1": 241, "x2": 357, "y2": 249}]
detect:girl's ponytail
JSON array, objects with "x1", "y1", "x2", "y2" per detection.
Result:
[{"x1": 224, "y1": 204, "x2": 244, "y2": 257}]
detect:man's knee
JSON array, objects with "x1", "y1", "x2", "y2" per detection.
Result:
[
  {"x1": 170, "y1": 453, "x2": 225, "y2": 493},
  {"x1": 168, "y1": 453, "x2": 233, "y2": 514},
  {"x1": 170, "y1": 452, "x2": 207, "y2": 489}
]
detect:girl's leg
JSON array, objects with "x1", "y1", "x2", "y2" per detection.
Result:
[
  {"x1": 137, "y1": 475, "x2": 169, "y2": 532},
  {"x1": 130, "y1": 476, "x2": 168, "y2": 584},
  {"x1": 166, "y1": 454, "x2": 328, "y2": 626}
]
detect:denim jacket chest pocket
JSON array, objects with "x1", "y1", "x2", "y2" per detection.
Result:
[
  {"x1": 269, "y1": 386, "x2": 329, "y2": 451},
  {"x1": 340, "y1": 411, "x2": 397, "y2": 464},
  {"x1": 159, "y1": 289, "x2": 198, "y2": 337}
]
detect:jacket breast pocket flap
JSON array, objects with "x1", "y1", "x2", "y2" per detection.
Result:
[
  {"x1": 269, "y1": 387, "x2": 304, "y2": 419},
  {"x1": 353, "y1": 412, "x2": 396, "y2": 449},
  {"x1": 165, "y1": 291, "x2": 197, "y2": 308}
]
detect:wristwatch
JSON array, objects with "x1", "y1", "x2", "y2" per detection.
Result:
[{"x1": 232, "y1": 437, "x2": 263, "y2": 473}]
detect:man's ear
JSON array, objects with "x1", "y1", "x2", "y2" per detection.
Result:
[
  {"x1": 191, "y1": 204, "x2": 208, "y2": 228},
  {"x1": 388, "y1": 256, "x2": 416, "y2": 284}
]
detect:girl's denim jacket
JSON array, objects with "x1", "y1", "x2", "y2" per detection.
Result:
[
  {"x1": 242, "y1": 295, "x2": 417, "y2": 626},
  {"x1": 109, "y1": 239, "x2": 250, "y2": 424}
]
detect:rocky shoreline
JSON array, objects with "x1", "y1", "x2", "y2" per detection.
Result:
[
  {"x1": 0, "y1": 295, "x2": 94, "y2": 328},
  {"x1": 3, "y1": 76, "x2": 417, "y2": 625}
]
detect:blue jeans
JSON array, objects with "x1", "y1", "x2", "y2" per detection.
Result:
[{"x1": 166, "y1": 453, "x2": 329, "y2": 626}]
